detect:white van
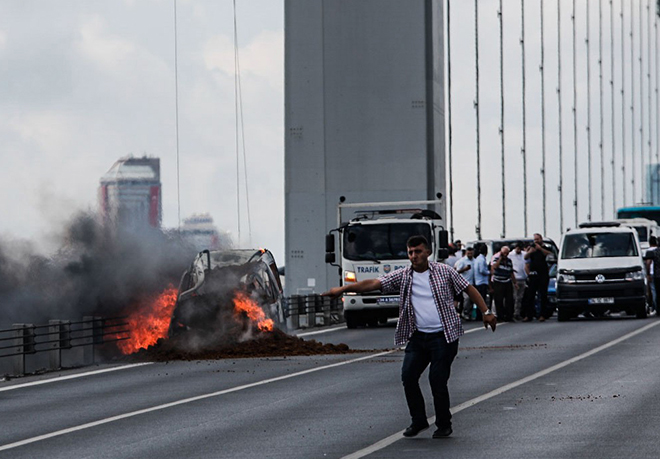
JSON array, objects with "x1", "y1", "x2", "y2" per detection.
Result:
[
  {"x1": 614, "y1": 218, "x2": 659, "y2": 250},
  {"x1": 556, "y1": 224, "x2": 647, "y2": 321}
]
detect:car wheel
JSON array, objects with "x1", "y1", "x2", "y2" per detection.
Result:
[{"x1": 557, "y1": 309, "x2": 570, "y2": 322}]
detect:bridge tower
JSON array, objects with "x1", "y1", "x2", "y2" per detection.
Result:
[{"x1": 285, "y1": 0, "x2": 447, "y2": 295}]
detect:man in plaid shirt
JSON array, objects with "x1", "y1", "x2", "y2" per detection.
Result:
[{"x1": 324, "y1": 235, "x2": 496, "y2": 438}]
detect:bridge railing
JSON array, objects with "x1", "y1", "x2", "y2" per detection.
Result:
[
  {"x1": 0, "y1": 316, "x2": 129, "y2": 377},
  {"x1": 283, "y1": 295, "x2": 344, "y2": 329}
]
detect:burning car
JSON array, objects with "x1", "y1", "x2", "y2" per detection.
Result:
[{"x1": 168, "y1": 248, "x2": 285, "y2": 337}]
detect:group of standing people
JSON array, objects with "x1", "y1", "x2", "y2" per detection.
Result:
[{"x1": 446, "y1": 234, "x2": 555, "y2": 322}]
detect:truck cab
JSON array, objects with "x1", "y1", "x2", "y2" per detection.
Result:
[{"x1": 325, "y1": 200, "x2": 448, "y2": 328}]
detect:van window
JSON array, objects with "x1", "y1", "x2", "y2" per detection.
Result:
[
  {"x1": 632, "y1": 226, "x2": 648, "y2": 242},
  {"x1": 561, "y1": 233, "x2": 639, "y2": 259}
]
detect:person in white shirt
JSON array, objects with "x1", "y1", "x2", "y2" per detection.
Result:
[{"x1": 509, "y1": 242, "x2": 528, "y2": 321}]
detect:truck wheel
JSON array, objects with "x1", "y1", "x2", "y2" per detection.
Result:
[
  {"x1": 557, "y1": 309, "x2": 570, "y2": 322},
  {"x1": 366, "y1": 318, "x2": 378, "y2": 327},
  {"x1": 345, "y1": 312, "x2": 361, "y2": 329}
]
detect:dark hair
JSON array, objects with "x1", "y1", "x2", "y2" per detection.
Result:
[
  {"x1": 479, "y1": 244, "x2": 488, "y2": 255},
  {"x1": 650, "y1": 236, "x2": 658, "y2": 246},
  {"x1": 407, "y1": 235, "x2": 430, "y2": 250},
  {"x1": 465, "y1": 246, "x2": 474, "y2": 251}
]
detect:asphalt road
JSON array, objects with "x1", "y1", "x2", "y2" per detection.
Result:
[{"x1": 2, "y1": 315, "x2": 660, "y2": 458}]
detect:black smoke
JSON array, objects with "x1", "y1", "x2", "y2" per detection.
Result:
[{"x1": 0, "y1": 212, "x2": 195, "y2": 328}]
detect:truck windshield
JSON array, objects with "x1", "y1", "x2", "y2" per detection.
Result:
[
  {"x1": 343, "y1": 223, "x2": 432, "y2": 261},
  {"x1": 561, "y1": 233, "x2": 639, "y2": 259}
]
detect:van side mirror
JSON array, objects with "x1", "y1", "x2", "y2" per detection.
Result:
[
  {"x1": 325, "y1": 234, "x2": 335, "y2": 253},
  {"x1": 325, "y1": 253, "x2": 336, "y2": 264},
  {"x1": 438, "y1": 230, "x2": 449, "y2": 249}
]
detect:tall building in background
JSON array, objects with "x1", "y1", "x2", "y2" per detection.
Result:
[
  {"x1": 285, "y1": 1, "x2": 446, "y2": 295},
  {"x1": 99, "y1": 156, "x2": 162, "y2": 230}
]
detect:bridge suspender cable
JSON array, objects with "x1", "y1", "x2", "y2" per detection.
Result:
[
  {"x1": 447, "y1": 0, "x2": 454, "y2": 242},
  {"x1": 233, "y1": 0, "x2": 253, "y2": 247},
  {"x1": 621, "y1": 0, "x2": 627, "y2": 206},
  {"x1": 640, "y1": 0, "x2": 646, "y2": 202},
  {"x1": 521, "y1": 0, "x2": 528, "y2": 237},
  {"x1": 540, "y1": 0, "x2": 547, "y2": 235},
  {"x1": 573, "y1": 0, "x2": 579, "y2": 226},
  {"x1": 474, "y1": 0, "x2": 482, "y2": 240},
  {"x1": 173, "y1": 0, "x2": 181, "y2": 230},
  {"x1": 558, "y1": 0, "x2": 564, "y2": 234},
  {"x1": 631, "y1": 0, "x2": 636, "y2": 203},
  {"x1": 647, "y1": 0, "x2": 653, "y2": 194},
  {"x1": 611, "y1": 0, "x2": 617, "y2": 216},
  {"x1": 587, "y1": 0, "x2": 593, "y2": 222},
  {"x1": 599, "y1": 0, "x2": 605, "y2": 220},
  {"x1": 499, "y1": 0, "x2": 506, "y2": 238}
]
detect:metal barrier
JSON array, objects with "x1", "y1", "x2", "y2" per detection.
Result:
[
  {"x1": 0, "y1": 316, "x2": 129, "y2": 376},
  {"x1": 283, "y1": 295, "x2": 343, "y2": 329}
]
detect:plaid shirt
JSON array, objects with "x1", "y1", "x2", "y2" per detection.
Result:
[{"x1": 379, "y1": 261, "x2": 468, "y2": 345}]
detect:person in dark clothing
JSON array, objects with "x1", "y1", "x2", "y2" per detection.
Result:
[
  {"x1": 490, "y1": 246, "x2": 517, "y2": 322},
  {"x1": 521, "y1": 233, "x2": 553, "y2": 322}
]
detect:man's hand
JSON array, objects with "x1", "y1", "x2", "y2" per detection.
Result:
[
  {"x1": 321, "y1": 287, "x2": 344, "y2": 299},
  {"x1": 483, "y1": 313, "x2": 497, "y2": 331}
]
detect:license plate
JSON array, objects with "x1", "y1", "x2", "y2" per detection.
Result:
[
  {"x1": 377, "y1": 297, "x2": 398, "y2": 305},
  {"x1": 588, "y1": 297, "x2": 614, "y2": 305}
]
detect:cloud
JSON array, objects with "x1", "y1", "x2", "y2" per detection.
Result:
[
  {"x1": 0, "y1": 30, "x2": 6, "y2": 49},
  {"x1": 203, "y1": 29, "x2": 284, "y2": 91}
]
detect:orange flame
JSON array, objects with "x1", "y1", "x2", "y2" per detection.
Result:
[
  {"x1": 116, "y1": 285, "x2": 178, "y2": 354},
  {"x1": 233, "y1": 291, "x2": 274, "y2": 332}
]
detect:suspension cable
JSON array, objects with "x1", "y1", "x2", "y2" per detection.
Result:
[
  {"x1": 640, "y1": 0, "x2": 645, "y2": 203},
  {"x1": 586, "y1": 0, "x2": 593, "y2": 221},
  {"x1": 648, "y1": 0, "x2": 653, "y2": 200},
  {"x1": 499, "y1": 0, "x2": 506, "y2": 238},
  {"x1": 447, "y1": 0, "x2": 454, "y2": 241},
  {"x1": 621, "y1": 0, "x2": 627, "y2": 205},
  {"x1": 573, "y1": 0, "x2": 579, "y2": 225},
  {"x1": 173, "y1": 0, "x2": 181, "y2": 230},
  {"x1": 540, "y1": 0, "x2": 547, "y2": 234},
  {"x1": 631, "y1": 0, "x2": 636, "y2": 203},
  {"x1": 599, "y1": 0, "x2": 605, "y2": 219},
  {"x1": 233, "y1": 0, "x2": 241, "y2": 244},
  {"x1": 558, "y1": 0, "x2": 564, "y2": 233},
  {"x1": 610, "y1": 0, "x2": 617, "y2": 215},
  {"x1": 521, "y1": 0, "x2": 528, "y2": 236},
  {"x1": 474, "y1": 0, "x2": 482, "y2": 239}
]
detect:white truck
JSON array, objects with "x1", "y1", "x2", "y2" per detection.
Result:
[{"x1": 325, "y1": 198, "x2": 449, "y2": 328}]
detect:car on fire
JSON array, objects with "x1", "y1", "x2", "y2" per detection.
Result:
[{"x1": 168, "y1": 248, "x2": 285, "y2": 336}]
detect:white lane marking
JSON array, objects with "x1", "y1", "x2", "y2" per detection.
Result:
[
  {"x1": 297, "y1": 325, "x2": 347, "y2": 337},
  {"x1": 296, "y1": 319, "x2": 503, "y2": 338},
  {"x1": 0, "y1": 363, "x2": 153, "y2": 393},
  {"x1": 342, "y1": 320, "x2": 660, "y2": 459},
  {"x1": 0, "y1": 349, "x2": 398, "y2": 452}
]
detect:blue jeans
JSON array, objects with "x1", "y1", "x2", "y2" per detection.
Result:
[{"x1": 401, "y1": 331, "x2": 459, "y2": 428}]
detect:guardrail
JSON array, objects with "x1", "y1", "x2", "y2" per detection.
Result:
[
  {"x1": 0, "y1": 316, "x2": 129, "y2": 376},
  {"x1": 283, "y1": 295, "x2": 343, "y2": 329}
]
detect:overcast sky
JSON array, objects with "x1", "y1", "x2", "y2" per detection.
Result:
[{"x1": 0, "y1": 0, "x2": 656, "y2": 264}]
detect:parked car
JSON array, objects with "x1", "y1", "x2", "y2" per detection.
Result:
[
  {"x1": 556, "y1": 224, "x2": 647, "y2": 321},
  {"x1": 168, "y1": 248, "x2": 285, "y2": 336},
  {"x1": 466, "y1": 237, "x2": 559, "y2": 264}
]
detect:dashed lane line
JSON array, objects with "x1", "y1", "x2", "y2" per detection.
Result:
[{"x1": 341, "y1": 320, "x2": 660, "y2": 459}]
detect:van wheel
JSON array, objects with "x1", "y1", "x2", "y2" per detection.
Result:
[
  {"x1": 557, "y1": 309, "x2": 570, "y2": 322},
  {"x1": 636, "y1": 305, "x2": 648, "y2": 319}
]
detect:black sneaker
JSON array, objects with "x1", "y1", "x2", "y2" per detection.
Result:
[
  {"x1": 403, "y1": 422, "x2": 430, "y2": 437},
  {"x1": 432, "y1": 426, "x2": 453, "y2": 438}
]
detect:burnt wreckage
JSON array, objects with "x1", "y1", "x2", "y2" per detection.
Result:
[{"x1": 168, "y1": 249, "x2": 285, "y2": 336}]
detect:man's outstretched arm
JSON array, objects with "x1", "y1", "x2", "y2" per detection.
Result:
[
  {"x1": 322, "y1": 278, "x2": 382, "y2": 299},
  {"x1": 465, "y1": 284, "x2": 497, "y2": 331}
]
